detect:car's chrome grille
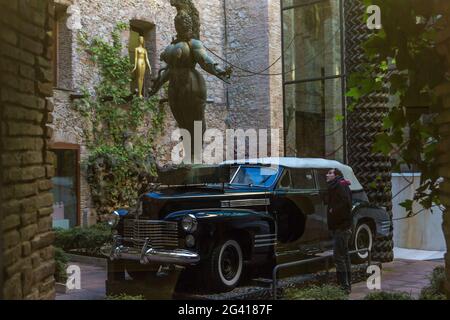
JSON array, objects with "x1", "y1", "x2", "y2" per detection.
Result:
[{"x1": 123, "y1": 219, "x2": 179, "y2": 249}]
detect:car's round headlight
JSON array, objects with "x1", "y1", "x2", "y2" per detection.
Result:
[
  {"x1": 181, "y1": 214, "x2": 198, "y2": 233},
  {"x1": 108, "y1": 211, "x2": 120, "y2": 227}
]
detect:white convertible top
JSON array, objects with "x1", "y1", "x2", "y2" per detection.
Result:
[{"x1": 223, "y1": 157, "x2": 364, "y2": 191}]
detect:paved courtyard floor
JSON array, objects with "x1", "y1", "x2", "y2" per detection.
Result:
[
  {"x1": 349, "y1": 259, "x2": 444, "y2": 300},
  {"x1": 56, "y1": 263, "x2": 106, "y2": 300},
  {"x1": 56, "y1": 258, "x2": 444, "y2": 300}
]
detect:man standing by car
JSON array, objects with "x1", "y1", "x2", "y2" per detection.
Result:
[{"x1": 326, "y1": 168, "x2": 353, "y2": 293}]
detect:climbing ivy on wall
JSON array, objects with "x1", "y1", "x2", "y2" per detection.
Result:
[
  {"x1": 346, "y1": 0, "x2": 447, "y2": 217},
  {"x1": 75, "y1": 23, "x2": 165, "y2": 220}
]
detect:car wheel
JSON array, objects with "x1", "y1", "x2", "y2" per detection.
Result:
[
  {"x1": 352, "y1": 222, "x2": 373, "y2": 264},
  {"x1": 207, "y1": 239, "x2": 243, "y2": 292}
]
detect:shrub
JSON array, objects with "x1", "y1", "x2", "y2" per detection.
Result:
[
  {"x1": 106, "y1": 294, "x2": 145, "y2": 300},
  {"x1": 284, "y1": 285, "x2": 348, "y2": 300},
  {"x1": 54, "y1": 247, "x2": 68, "y2": 283},
  {"x1": 54, "y1": 223, "x2": 112, "y2": 256},
  {"x1": 364, "y1": 291, "x2": 413, "y2": 300},
  {"x1": 420, "y1": 266, "x2": 447, "y2": 300}
]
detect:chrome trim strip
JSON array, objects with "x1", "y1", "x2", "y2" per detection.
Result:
[
  {"x1": 255, "y1": 234, "x2": 277, "y2": 239},
  {"x1": 255, "y1": 238, "x2": 277, "y2": 243},
  {"x1": 158, "y1": 192, "x2": 268, "y2": 200},
  {"x1": 221, "y1": 198, "x2": 270, "y2": 208},
  {"x1": 254, "y1": 243, "x2": 276, "y2": 248}
]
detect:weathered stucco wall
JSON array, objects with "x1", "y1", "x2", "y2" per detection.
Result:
[
  {"x1": 392, "y1": 174, "x2": 446, "y2": 251},
  {"x1": 0, "y1": 0, "x2": 56, "y2": 299}
]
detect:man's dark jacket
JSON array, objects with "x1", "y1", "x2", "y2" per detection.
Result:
[{"x1": 327, "y1": 176, "x2": 353, "y2": 231}]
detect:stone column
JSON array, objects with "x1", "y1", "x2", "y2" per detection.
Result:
[{"x1": 0, "y1": 0, "x2": 56, "y2": 299}]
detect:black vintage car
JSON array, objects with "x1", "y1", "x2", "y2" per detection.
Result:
[{"x1": 106, "y1": 158, "x2": 391, "y2": 293}]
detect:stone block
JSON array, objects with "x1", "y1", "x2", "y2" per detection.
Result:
[
  {"x1": 22, "y1": 241, "x2": 32, "y2": 257},
  {"x1": 21, "y1": 212, "x2": 38, "y2": 227},
  {"x1": 39, "y1": 245, "x2": 54, "y2": 261},
  {"x1": 7, "y1": 122, "x2": 44, "y2": 136},
  {"x1": 20, "y1": 223, "x2": 38, "y2": 241},
  {"x1": 0, "y1": 26, "x2": 18, "y2": 45},
  {"x1": 22, "y1": 266, "x2": 35, "y2": 296},
  {"x1": 38, "y1": 179, "x2": 53, "y2": 191},
  {"x1": 34, "y1": 260, "x2": 55, "y2": 283},
  {"x1": 22, "y1": 151, "x2": 44, "y2": 165},
  {"x1": 21, "y1": 196, "x2": 37, "y2": 213},
  {"x1": 0, "y1": 57, "x2": 20, "y2": 74},
  {"x1": 2, "y1": 214, "x2": 21, "y2": 231},
  {"x1": 1, "y1": 199, "x2": 21, "y2": 215},
  {"x1": 36, "y1": 193, "x2": 53, "y2": 208},
  {"x1": 3, "y1": 273, "x2": 22, "y2": 300},
  {"x1": 14, "y1": 182, "x2": 37, "y2": 198},
  {"x1": 39, "y1": 277, "x2": 55, "y2": 296},
  {"x1": 45, "y1": 164, "x2": 55, "y2": 178},
  {"x1": 3, "y1": 105, "x2": 43, "y2": 123},
  {"x1": 3, "y1": 245, "x2": 22, "y2": 266},
  {"x1": 3, "y1": 230, "x2": 21, "y2": 249},
  {"x1": 37, "y1": 81, "x2": 53, "y2": 96},
  {"x1": 19, "y1": 34, "x2": 44, "y2": 55},
  {"x1": 2, "y1": 137, "x2": 44, "y2": 151},
  {"x1": 38, "y1": 206, "x2": 53, "y2": 217},
  {"x1": 19, "y1": 64, "x2": 36, "y2": 80},
  {"x1": 31, "y1": 231, "x2": 55, "y2": 251},
  {"x1": 38, "y1": 216, "x2": 53, "y2": 233},
  {"x1": 0, "y1": 42, "x2": 35, "y2": 66}
]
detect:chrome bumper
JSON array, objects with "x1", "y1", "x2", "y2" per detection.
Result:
[{"x1": 109, "y1": 236, "x2": 200, "y2": 266}]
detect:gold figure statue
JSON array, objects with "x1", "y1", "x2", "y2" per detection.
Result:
[{"x1": 132, "y1": 36, "x2": 151, "y2": 98}]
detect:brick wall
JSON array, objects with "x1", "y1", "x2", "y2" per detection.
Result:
[
  {"x1": 434, "y1": 0, "x2": 450, "y2": 298},
  {"x1": 0, "y1": 0, "x2": 55, "y2": 299}
]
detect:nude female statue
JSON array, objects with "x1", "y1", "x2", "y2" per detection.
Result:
[
  {"x1": 149, "y1": 0, "x2": 231, "y2": 158},
  {"x1": 132, "y1": 36, "x2": 152, "y2": 98}
]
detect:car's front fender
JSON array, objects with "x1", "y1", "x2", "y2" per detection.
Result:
[
  {"x1": 352, "y1": 204, "x2": 392, "y2": 238},
  {"x1": 165, "y1": 208, "x2": 275, "y2": 260}
]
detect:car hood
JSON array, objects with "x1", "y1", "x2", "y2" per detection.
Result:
[{"x1": 142, "y1": 185, "x2": 270, "y2": 220}]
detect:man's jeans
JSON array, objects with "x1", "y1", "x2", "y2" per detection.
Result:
[{"x1": 333, "y1": 228, "x2": 352, "y2": 291}]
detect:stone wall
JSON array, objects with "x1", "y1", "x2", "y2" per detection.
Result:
[
  {"x1": 0, "y1": 0, "x2": 55, "y2": 299},
  {"x1": 50, "y1": 0, "x2": 284, "y2": 225},
  {"x1": 434, "y1": 0, "x2": 450, "y2": 298}
]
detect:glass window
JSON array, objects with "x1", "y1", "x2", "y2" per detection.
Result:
[
  {"x1": 278, "y1": 170, "x2": 292, "y2": 189},
  {"x1": 284, "y1": 78, "x2": 344, "y2": 160},
  {"x1": 291, "y1": 169, "x2": 315, "y2": 189},
  {"x1": 282, "y1": 0, "x2": 345, "y2": 163},
  {"x1": 51, "y1": 149, "x2": 79, "y2": 228},
  {"x1": 316, "y1": 168, "x2": 331, "y2": 190},
  {"x1": 231, "y1": 166, "x2": 279, "y2": 187},
  {"x1": 283, "y1": 0, "x2": 341, "y2": 82}
]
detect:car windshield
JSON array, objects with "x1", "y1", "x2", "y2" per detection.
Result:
[{"x1": 230, "y1": 166, "x2": 279, "y2": 187}]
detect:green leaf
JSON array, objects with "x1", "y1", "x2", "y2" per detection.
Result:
[{"x1": 400, "y1": 199, "x2": 414, "y2": 212}]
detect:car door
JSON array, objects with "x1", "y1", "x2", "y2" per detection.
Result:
[
  {"x1": 273, "y1": 168, "x2": 324, "y2": 263},
  {"x1": 315, "y1": 168, "x2": 334, "y2": 248}
]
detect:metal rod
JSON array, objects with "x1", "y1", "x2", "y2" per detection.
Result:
[{"x1": 272, "y1": 248, "x2": 371, "y2": 300}]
